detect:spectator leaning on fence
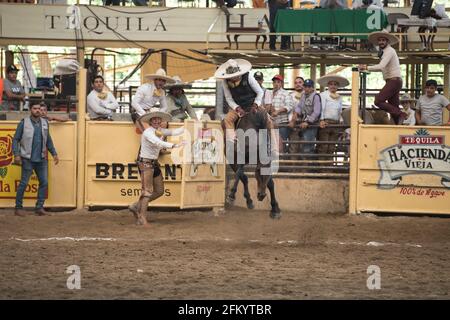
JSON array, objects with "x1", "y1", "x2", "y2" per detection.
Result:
[
  {"x1": 415, "y1": 80, "x2": 450, "y2": 126},
  {"x1": 265, "y1": 74, "x2": 292, "y2": 153},
  {"x1": 87, "y1": 75, "x2": 119, "y2": 121},
  {"x1": 292, "y1": 79, "x2": 322, "y2": 158},
  {"x1": 254, "y1": 71, "x2": 268, "y2": 107},
  {"x1": 12, "y1": 103, "x2": 59, "y2": 217},
  {"x1": 287, "y1": 76, "x2": 304, "y2": 157},
  {"x1": 399, "y1": 94, "x2": 416, "y2": 126},
  {"x1": 165, "y1": 76, "x2": 198, "y2": 122},
  {"x1": 1, "y1": 65, "x2": 26, "y2": 111},
  {"x1": 317, "y1": 74, "x2": 349, "y2": 156},
  {"x1": 359, "y1": 31, "x2": 406, "y2": 125}
]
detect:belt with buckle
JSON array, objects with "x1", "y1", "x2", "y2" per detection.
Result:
[{"x1": 138, "y1": 157, "x2": 158, "y2": 165}]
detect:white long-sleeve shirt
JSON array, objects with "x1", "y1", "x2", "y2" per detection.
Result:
[
  {"x1": 132, "y1": 83, "x2": 168, "y2": 116},
  {"x1": 140, "y1": 127, "x2": 184, "y2": 159},
  {"x1": 87, "y1": 90, "x2": 119, "y2": 119},
  {"x1": 320, "y1": 91, "x2": 342, "y2": 121},
  {"x1": 368, "y1": 45, "x2": 401, "y2": 80},
  {"x1": 222, "y1": 73, "x2": 264, "y2": 110}
]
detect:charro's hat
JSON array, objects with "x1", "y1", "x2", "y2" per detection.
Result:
[
  {"x1": 138, "y1": 107, "x2": 172, "y2": 123},
  {"x1": 214, "y1": 59, "x2": 252, "y2": 79},
  {"x1": 317, "y1": 74, "x2": 350, "y2": 88},
  {"x1": 164, "y1": 75, "x2": 192, "y2": 89},
  {"x1": 399, "y1": 93, "x2": 416, "y2": 102},
  {"x1": 368, "y1": 30, "x2": 399, "y2": 46},
  {"x1": 144, "y1": 68, "x2": 175, "y2": 83}
]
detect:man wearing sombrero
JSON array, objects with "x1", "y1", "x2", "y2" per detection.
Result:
[
  {"x1": 128, "y1": 108, "x2": 185, "y2": 226},
  {"x1": 317, "y1": 74, "x2": 349, "y2": 155},
  {"x1": 214, "y1": 59, "x2": 264, "y2": 142},
  {"x1": 131, "y1": 68, "x2": 175, "y2": 125},
  {"x1": 399, "y1": 93, "x2": 416, "y2": 126},
  {"x1": 165, "y1": 75, "x2": 198, "y2": 122},
  {"x1": 359, "y1": 31, "x2": 407, "y2": 125}
]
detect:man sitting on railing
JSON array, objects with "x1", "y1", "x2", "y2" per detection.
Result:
[
  {"x1": 415, "y1": 79, "x2": 450, "y2": 126},
  {"x1": 87, "y1": 75, "x2": 119, "y2": 121},
  {"x1": 317, "y1": 74, "x2": 349, "y2": 156},
  {"x1": 359, "y1": 31, "x2": 407, "y2": 125},
  {"x1": 165, "y1": 76, "x2": 198, "y2": 122},
  {"x1": 291, "y1": 79, "x2": 322, "y2": 158}
]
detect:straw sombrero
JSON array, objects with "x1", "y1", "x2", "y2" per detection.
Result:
[
  {"x1": 368, "y1": 31, "x2": 399, "y2": 46},
  {"x1": 400, "y1": 93, "x2": 416, "y2": 102},
  {"x1": 144, "y1": 68, "x2": 175, "y2": 83},
  {"x1": 317, "y1": 74, "x2": 349, "y2": 88},
  {"x1": 138, "y1": 107, "x2": 172, "y2": 123},
  {"x1": 214, "y1": 59, "x2": 252, "y2": 79},
  {"x1": 164, "y1": 75, "x2": 192, "y2": 89}
]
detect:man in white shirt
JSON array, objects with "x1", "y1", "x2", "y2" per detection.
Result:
[
  {"x1": 128, "y1": 108, "x2": 185, "y2": 226},
  {"x1": 359, "y1": 31, "x2": 407, "y2": 125},
  {"x1": 265, "y1": 75, "x2": 292, "y2": 152},
  {"x1": 87, "y1": 75, "x2": 119, "y2": 120},
  {"x1": 317, "y1": 74, "x2": 349, "y2": 155},
  {"x1": 131, "y1": 68, "x2": 175, "y2": 126},
  {"x1": 399, "y1": 93, "x2": 416, "y2": 126},
  {"x1": 287, "y1": 76, "x2": 305, "y2": 157},
  {"x1": 416, "y1": 79, "x2": 450, "y2": 126}
]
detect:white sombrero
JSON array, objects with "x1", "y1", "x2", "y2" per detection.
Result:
[
  {"x1": 400, "y1": 93, "x2": 416, "y2": 102},
  {"x1": 164, "y1": 75, "x2": 192, "y2": 89},
  {"x1": 214, "y1": 59, "x2": 252, "y2": 79},
  {"x1": 368, "y1": 31, "x2": 399, "y2": 46},
  {"x1": 144, "y1": 68, "x2": 175, "y2": 83},
  {"x1": 138, "y1": 107, "x2": 172, "y2": 123},
  {"x1": 317, "y1": 74, "x2": 350, "y2": 88}
]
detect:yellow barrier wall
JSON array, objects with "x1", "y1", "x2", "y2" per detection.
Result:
[
  {"x1": 0, "y1": 121, "x2": 77, "y2": 208},
  {"x1": 356, "y1": 125, "x2": 450, "y2": 215},
  {"x1": 85, "y1": 120, "x2": 225, "y2": 209}
]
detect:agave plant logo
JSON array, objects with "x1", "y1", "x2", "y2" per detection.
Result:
[
  {"x1": 415, "y1": 128, "x2": 429, "y2": 136},
  {"x1": 0, "y1": 134, "x2": 14, "y2": 178}
]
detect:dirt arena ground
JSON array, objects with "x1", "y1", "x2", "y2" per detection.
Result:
[{"x1": 0, "y1": 207, "x2": 449, "y2": 299}]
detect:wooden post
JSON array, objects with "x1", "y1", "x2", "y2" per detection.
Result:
[
  {"x1": 349, "y1": 68, "x2": 360, "y2": 215},
  {"x1": 76, "y1": 68, "x2": 87, "y2": 210},
  {"x1": 421, "y1": 63, "x2": 429, "y2": 93},
  {"x1": 405, "y1": 64, "x2": 410, "y2": 90},
  {"x1": 310, "y1": 64, "x2": 317, "y2": 84},
  {"x1": 410, "y1": 64, "x2": 415, "y2": 97},
  {"x1": 444, "y1": 64, "x2": 450, "y2": 124},
  {"x1": 319, "y1": 63, "x2": 326, "y2": 92}
]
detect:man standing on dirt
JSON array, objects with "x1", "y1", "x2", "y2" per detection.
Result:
[
  {"x1": 128, "y1": 108, "x2": 185, "y2": 226},
  {"x1": 359, "y1": 31, "x2": 406, "y2": 125},
  {"x1": 12, "y1": 103, "x2": 59, "y2": 217}
]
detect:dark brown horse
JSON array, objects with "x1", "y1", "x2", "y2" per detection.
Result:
[{"x1": 225, "y1": 110, "x2": 281, "y2": 219}]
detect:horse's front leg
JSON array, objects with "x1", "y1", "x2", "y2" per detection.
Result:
[
  {"x1": 227, "y1": 164, "x2": 240, "y2": 204},
  {"x1": 239, "y1": 171, "x2": 254, "y2": 209},
  {"x1": 267, "y1": 177, "x2": 281, "y2": 219}
]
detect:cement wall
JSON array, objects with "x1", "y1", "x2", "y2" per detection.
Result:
[{"x1": 227, "y1": 177, "x2": 349, "y2": 214}]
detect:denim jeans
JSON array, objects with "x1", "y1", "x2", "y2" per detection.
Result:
[
  {"x1": 279, "y1": 126, "x2": 291, "y2": 153},
  {"x1": 299, "y1": 126, "x2": 318, "y2": 156},
  {"x1": 15, "y1": 158, "x2": 48, "y2": 209}
]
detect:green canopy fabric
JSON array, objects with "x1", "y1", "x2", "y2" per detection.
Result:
[{"x1": 274, "y1": 8, "x2": 388, "y2": 39}]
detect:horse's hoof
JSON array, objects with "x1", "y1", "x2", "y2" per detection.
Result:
[
  {"x1": 247, "y1": 200, "x2": 254, "y2": 209},
  {"x1": 270, "y1": 211, "x2": 282, "y2": 220},
  {"x1": 257, "y1": 193, "x2": 266, "y2": 201},
  {"x1": 227, "y1": 195, "x2": 235, "y2": 205}
]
